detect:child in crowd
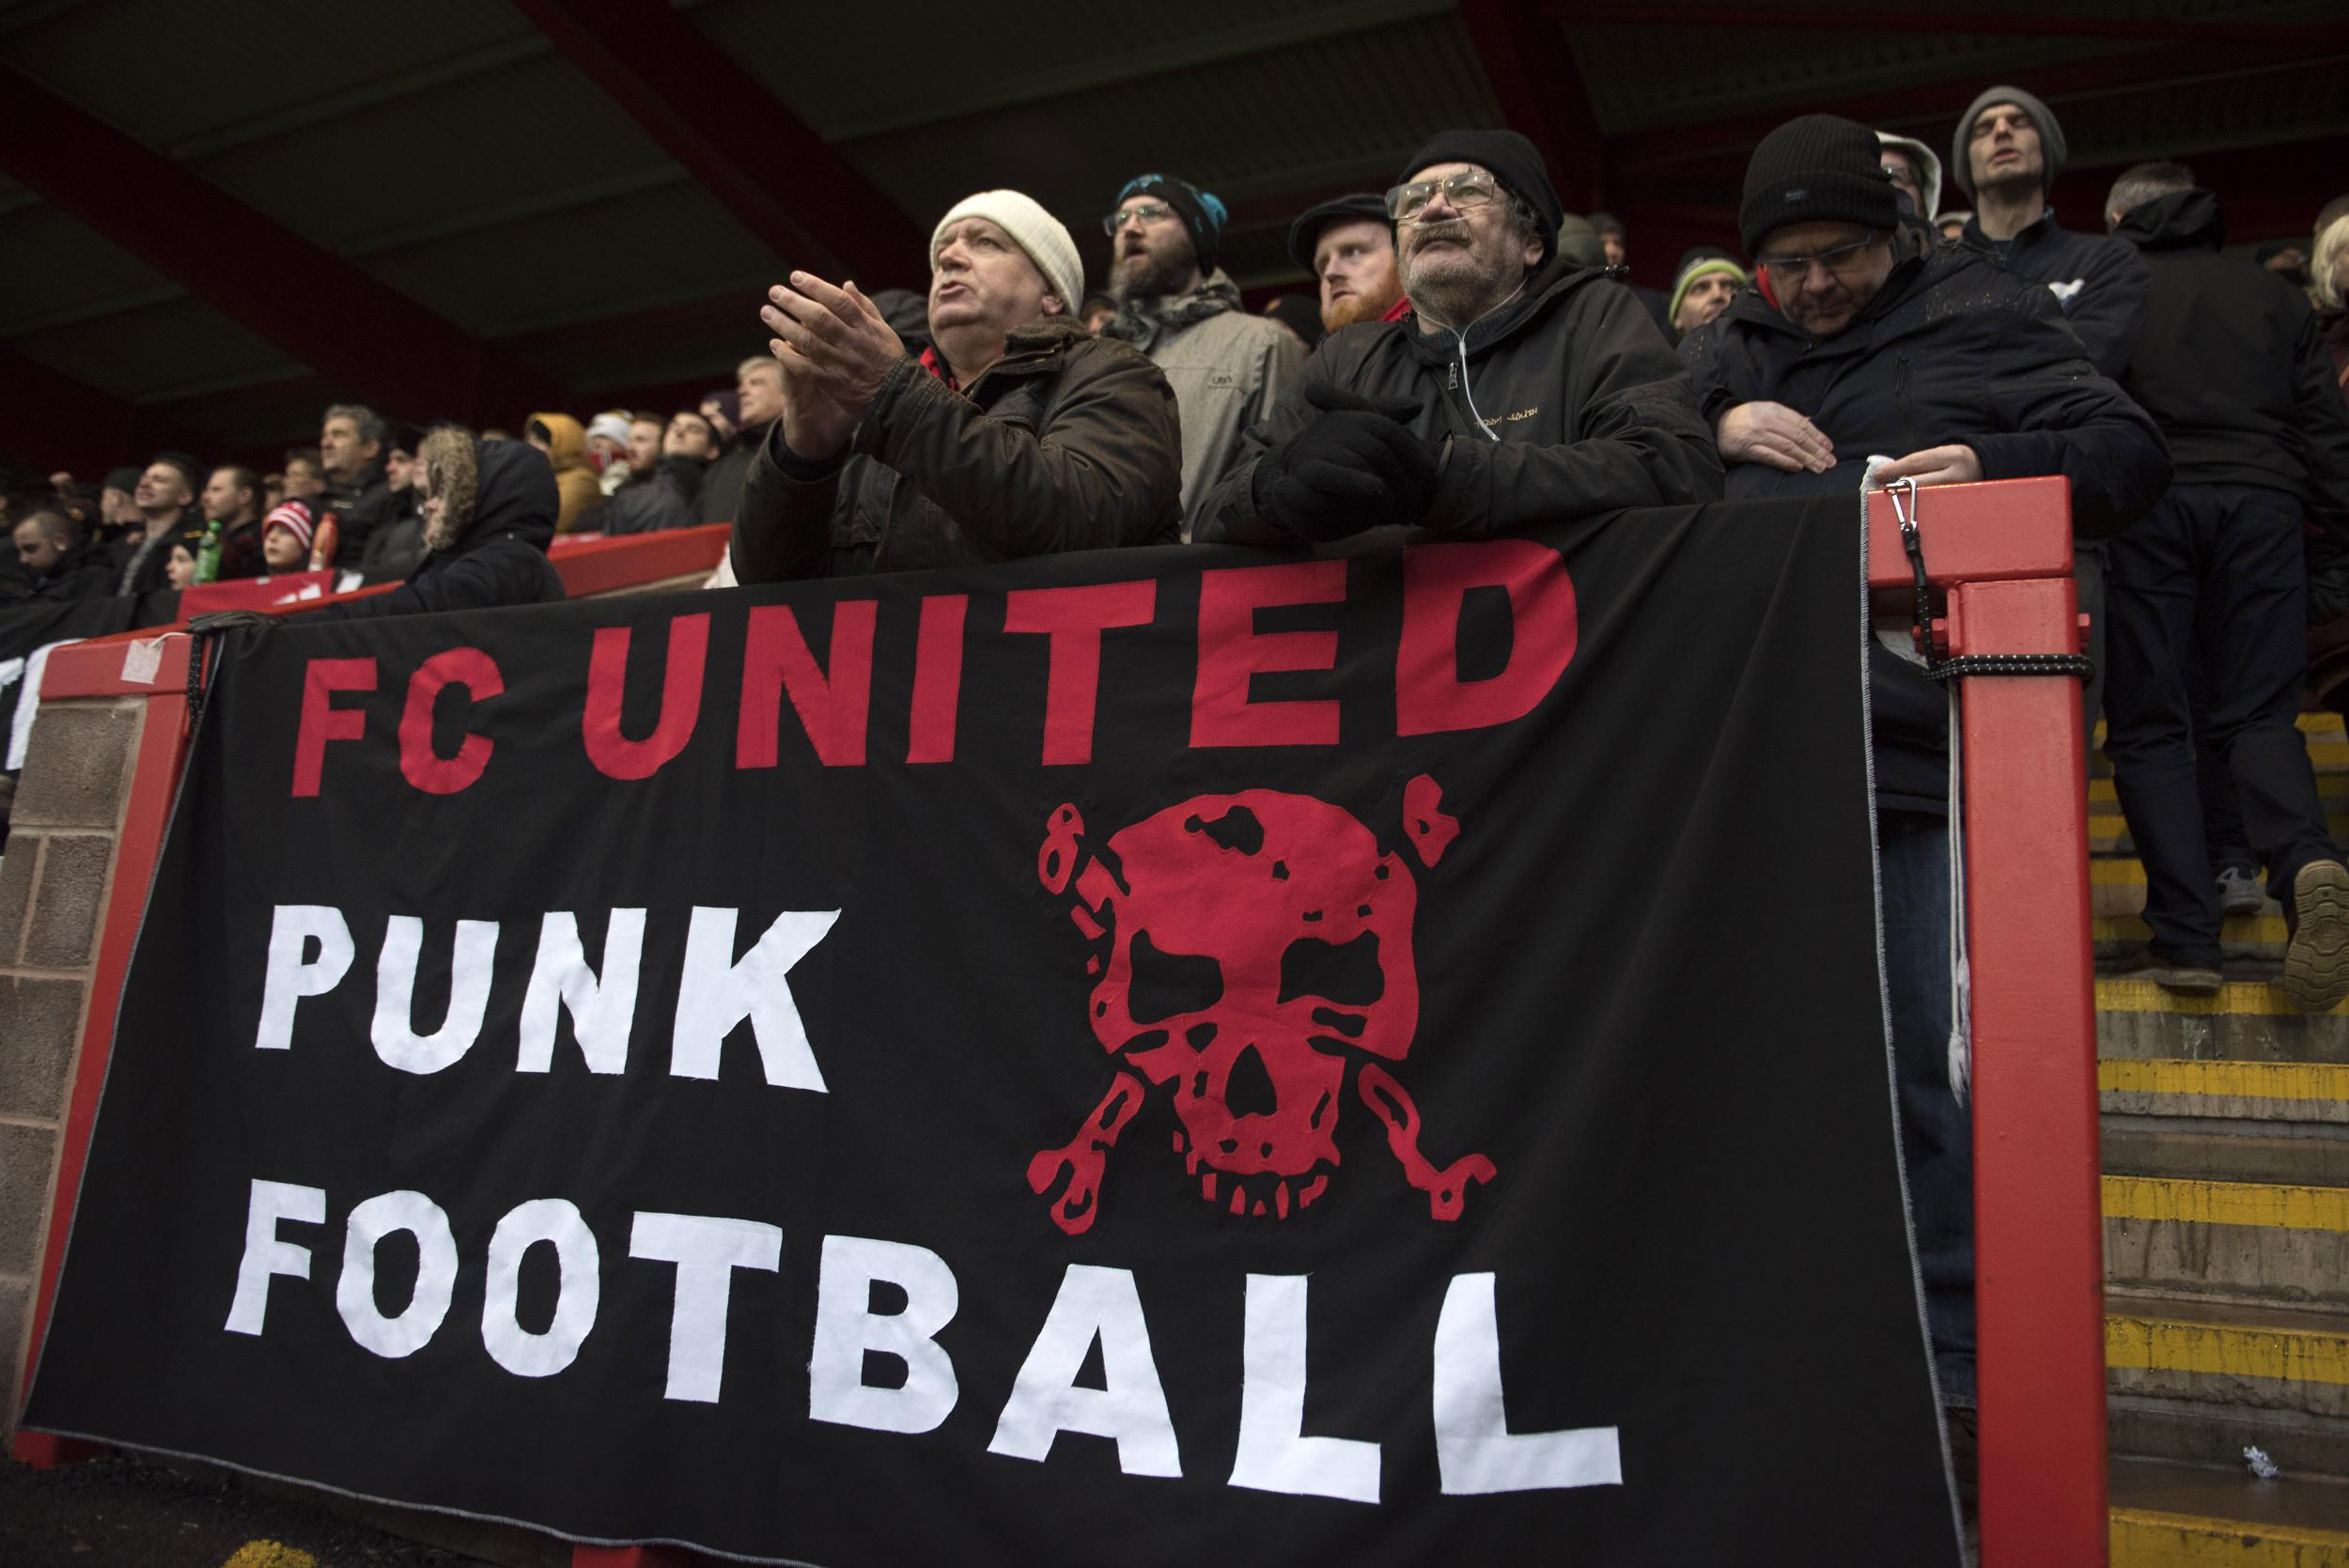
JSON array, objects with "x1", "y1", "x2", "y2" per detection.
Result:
[{"x1": 260, "y1": 500, "x2": 315, "y2": 573}]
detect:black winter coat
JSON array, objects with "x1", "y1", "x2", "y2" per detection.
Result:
[
  {"x1": 314, "y1": 440, "x2": 564, "y2": 622},
  {"x1": 602, "y1": 454, "x2": 707, "y2": 535},
  {"x1": 2113, "y1": 189, "x2": 2349, "y2": 535},
  {"x1": 357, "y1": 488, "x2": 427, "y2": 582},
  {"x1": 736, "y1": 318, "x2": 1182, "y2": 582},
  {"x1": 697, "y1": 420, "x2": 770, "y2": 526},
  {"x1": 28, "y1": 540, "x2": 114, "y2": 601},
  {"x1": 1958, "y1": 210, "x2": 2149, "y2": 378},
  {"x1": 1196, "y1": 256, "x2": 1722, "y2": 544},
  {"x1": 1679, "y1": 244, "x2": 2170, "y2": 811},
  {"x1": 319, "y1": 462, "x2": 394, "y2": 561}
]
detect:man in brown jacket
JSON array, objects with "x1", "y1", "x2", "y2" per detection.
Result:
[{"x1": 733, "y1": 190, "x2": 1183, "y2": 581}]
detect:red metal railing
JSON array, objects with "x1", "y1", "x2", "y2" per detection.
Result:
[{"x1": 11, "y1": 495, "x2": 2101, "y2": 1566}]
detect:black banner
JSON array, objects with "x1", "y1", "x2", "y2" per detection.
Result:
[
  {"x1": 0, "y1": 597, "x2": 145, "y2": 778},
  {"x1": 24, "y1": 504, "x2": 1959, "y2": 1564}
]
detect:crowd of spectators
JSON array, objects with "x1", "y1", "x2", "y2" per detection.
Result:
[{"x1": 7, "y1": 85, "x2": 2349, "y2": 1491}]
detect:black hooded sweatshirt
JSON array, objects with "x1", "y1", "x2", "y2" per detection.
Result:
[
  {"x1": 314, "y1": 438, "x2": 563, "y2": 621},
  {"x1": 2112, "y1": 188, "x2": 2349, "y2": 536},
  {"x1": 1195, "y1": 254, "x2": 1721, "y2": 543}
]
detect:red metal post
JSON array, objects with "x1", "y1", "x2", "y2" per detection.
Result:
[{"x1": 1866, "y1": 479, "x2": 2107, "y2": 1567}]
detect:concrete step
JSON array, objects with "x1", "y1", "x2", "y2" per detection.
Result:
[
  {"x1": 2104, "y1": 1175, "x2": 2349, "y2": 1306},
  {"x1": 2105, "y1": 986, "x2": 2349, "y2": 1070},
  {"x1": 2108, "y1": 1295, "x2": 2349, "y2": 1419},
  {"x1": 2104, "y1": 1124, "x2": 2349, "y2": 1188},
  {"x1": 2109, "y1": 1393, "x2": 2349, "y2": 1483},
  {"x1": 2110, "y1": 1456, "x2": 2349, "y2": 1565}
]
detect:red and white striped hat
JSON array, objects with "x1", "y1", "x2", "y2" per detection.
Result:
[{"x1": 263, "y1": 498, "x2": 316, "y2": 551}]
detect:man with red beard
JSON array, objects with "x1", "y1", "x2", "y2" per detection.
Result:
[
  {"x1": 1101, "y1": 172, "x2": 1303, "y2": 538},
  {"x1": 1288, "y1": 194, "x2": 1408, "y2": 334}
]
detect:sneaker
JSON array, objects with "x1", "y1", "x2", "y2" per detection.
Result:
[
  {"x1": 2281, "y1": 860, "x2": 2349, "y2": 1013},
  {"x1": 2217, "y1": 866, "x2": 2266, "y2": 917},
  {"x1": 2127, "y1": 953, "x2": 2224, "y2": 995}
]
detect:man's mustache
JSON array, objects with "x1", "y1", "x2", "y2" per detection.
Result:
[{"x1": 1411, "y1": 221, "x2": 1470, "y2": 246}]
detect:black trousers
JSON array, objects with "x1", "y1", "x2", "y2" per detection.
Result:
[{"x1": 2107, "y1": 486, "x2": 2336, "y2": 966}]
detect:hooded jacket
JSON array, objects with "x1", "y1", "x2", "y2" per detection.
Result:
[
  {"x1": 2112, "y1": 188, "x2": 2349, "y2": 534},
  {"x1": 1875, "y1": 132, "x2": 1943, "y2": 221},
  {"x1": 1678, "y1": 242, "x2": 2170, "y2": 809},
  {"x1": 733, "y1": 317, "x2": 1182, "y2": 582},
  {"x1": 314, "y1": 436, "x2": 564, "y2": 621},
  {"x1": 1104, "y1": 270, "x2": 1305, "y2": 536},
  {"x1": 527, "y1": 412, "x2": 605, "y2": 534},
  {"x1": 1194, "y1": 255, "x2": 1721, "y2": 545}
]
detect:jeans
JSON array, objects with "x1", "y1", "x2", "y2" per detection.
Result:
[
  {"x1": 2107, "y1": 487, "x2": 2337, "y2": 965},
  {"x1": 1878, "y1": 806, "x2": 1975, "y2": 1408}
]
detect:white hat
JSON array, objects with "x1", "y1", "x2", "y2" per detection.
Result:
[
  {"x1": 584, "y1": 411, "x2": 634, "y2": 448},
  {"x1": 1875, "y1": 131, "x2": 1944, "y2": 222},
  {"x1": 929, "y1": 191, "x2": 1085, "y2": 320}
]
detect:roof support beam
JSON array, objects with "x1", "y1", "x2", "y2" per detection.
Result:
[
  {"x1": 1455, "y1": 0, "x2": 1606, "y2": 210},
  {"x1": 1610, "y1": 41, "x2": 2337, "y2": 174},
  {"x1": 0, "y1": 64, "x2": 568, "y2": 427},
  {"x1": 509, "y1": 0, "x2": 926, "y2": 286},
  {"x1": 1556, "y1": 6, "x2": 2349, "y2": 49}
]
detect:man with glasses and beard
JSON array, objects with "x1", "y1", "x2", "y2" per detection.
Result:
[
  {"x1": 1676, "y1": 114, "x2": 2169, "y2": 1454},
  {"x1": 1193, "y1": 130, "x2": 1717, "y2": 547},
  {"x1": 1101, "y1": 172, "x2": 1304, "y2": 536}
]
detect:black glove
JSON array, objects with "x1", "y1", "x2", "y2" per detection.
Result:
[
  {"x1": 1254, "y1": 380, "x2": 1439, "y2": 543},
  {"x1": 187, "y1": 610, "x2": 276, "y2": 638}
]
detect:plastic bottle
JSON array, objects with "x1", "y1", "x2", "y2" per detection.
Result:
[
  {"x1": 309, "y1": 512, "x2": 339, "y2": 572},
  {"x1": 194, "y1": 518, "x2": 226, "y2": 583}
]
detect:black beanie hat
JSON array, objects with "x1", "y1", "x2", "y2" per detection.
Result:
[
  {"x1": 101, "y1": 465, "x2": 142, "y2": 494},
  {"x1": 1739, "y1": 114, "x2": 1901, "y2": 256},
  {"x1": 1397, "y1": 129, "x2": 1562, "y2": 263},
  {"x1": 1286, "y1": 193, "x2": 1392, "y2": 273},
  {"x1": 1115, "y1": 173, "x2": 1228, "y2": 272}
]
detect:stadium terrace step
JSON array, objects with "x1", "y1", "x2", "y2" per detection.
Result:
[
  {"x1": 2109, "y1": 1456, "x2": 2349, "y2": 1566},
  {"x1": 2107, "y1": 1295, "x2": 2349, "y2": 1419},
  {"x1": 2104, "y1": 1126, "x2": 2349, "y2": 1189},
  {"x1": 2096, "y1": 912, "x2": 2288, "y2": 963},
  {"x1": 2109, "y1": 1393, "x2": 2349, "y2": 1484},
  {"x1": 2103, "y1": 1175, "x2": 2349, "y2": 1307}
]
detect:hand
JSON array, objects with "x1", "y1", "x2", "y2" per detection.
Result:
[
  {"x1": 761, "y1": 272, "x2": 905, "y2": 419},
  {"x1": 1874, "y1": 444, "x2": 1983, "y2": 487},
  {"x1": 1716, "y1": 401, "x2": 1835, "y2": 473},
  {"x1": 1257, "y1": 381, "x2": 1439, "y2": 542},
  {"x1": 774, "y1": 346, "x2": 859, "y2": 462}
]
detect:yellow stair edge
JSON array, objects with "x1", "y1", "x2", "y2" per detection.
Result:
[
  {"x1": 2103, "y1": 1174, "x2": 2349, "y2": 1233},
  {"x1": 2107, "y1": 1312, "x2": 2349, "y2": 1387},
  {"x1": 2113, "y1": 1507, "x2": 2349, "y2": 1567},
  {"x1": 2100, "y1": 1058, "x2": 2349, "y2": 1104},
  {"x1": 2097, "y1": 979, "x2": 2349, "y2": 1017}
]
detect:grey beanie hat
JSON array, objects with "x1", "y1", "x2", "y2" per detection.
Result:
[{"x1": 1950, "y1": 85, "x2": 2067, "y2": 199}]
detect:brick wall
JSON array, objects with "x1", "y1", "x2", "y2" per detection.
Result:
[{"x1": 0, "y1": 696, "x2": 143, "y2": 1427}]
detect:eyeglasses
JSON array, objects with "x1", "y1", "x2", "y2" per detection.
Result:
[
  {"x1": 1384, "y1": 170, "x2": 1499, "y2": 223},
  {"x1": 1102, "y1": 201, "x2": 1175, "y2": 235},
  {"x1": 1755, "y1": 236, "x2": 1880, "y2": 279}
]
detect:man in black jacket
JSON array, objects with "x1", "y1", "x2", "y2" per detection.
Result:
[
  {"x1": 13, "y1": 508, "x2": 112, "y2": 600},
  {"x1": 603, "y1": 409, "x2": 716, "y2": 535},
  {"x1": 1949, "y1": 85, "x2": 2148, "y2": 379},
  {"x1": 312, "y1": 430, "x2": 563, "y2": 621},
  {"x1": 319, "y1": 403, "x2": 395, "y2": 563},
  {"x1": 2101, "y1": 163, "x2": 2349, "y2": 1007},
  {"x1": 697, "y1": 356, "x2": 779, "y2": 526},
  {"x1": 1679, "y1": 113, "x2": 2169, "y2": 1425},
  {"x1": 1194, "y1": 129, "x2": 1719, "y2": 546}
]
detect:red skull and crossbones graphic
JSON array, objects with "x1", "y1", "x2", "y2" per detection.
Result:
[{"x1": 1029, "y1": 774, "x2": 1494, "y2": 1234}]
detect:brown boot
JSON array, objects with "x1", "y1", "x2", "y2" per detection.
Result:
[
  {"x1": 2125, "y1": 954, "x2": 2222, "y2": 995},
  {"x1": 2281, "y1": 860, "x2": 2349, "y2": 1013}
]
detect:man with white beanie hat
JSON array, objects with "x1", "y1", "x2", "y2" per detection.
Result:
[{"x1": 734, "y1": 189, "x2": 1182, "y2": 581}]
